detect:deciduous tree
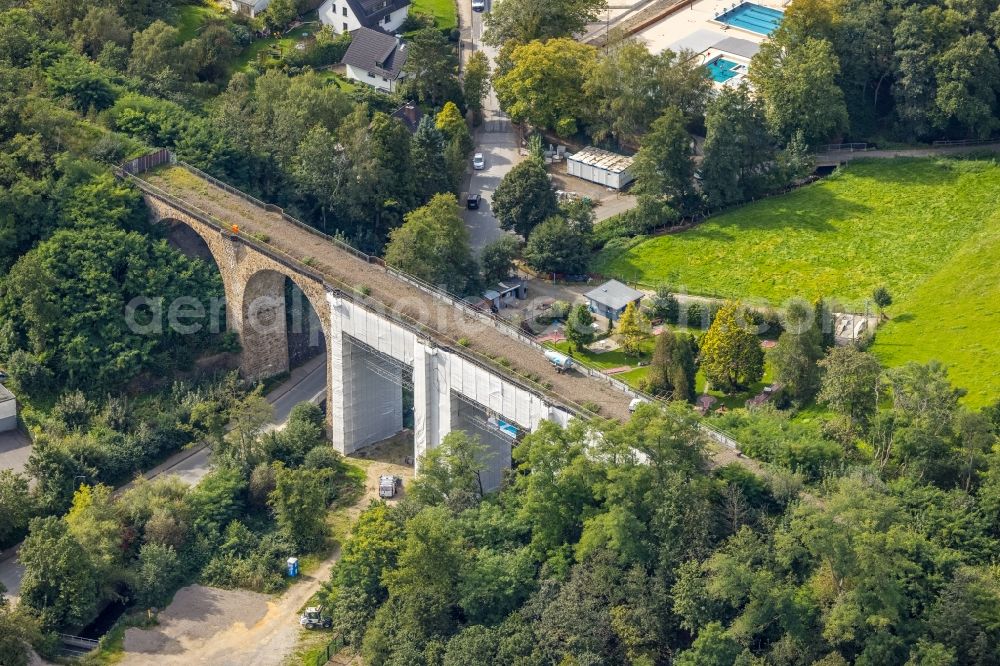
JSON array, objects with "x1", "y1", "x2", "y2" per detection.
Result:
[
  {"x1": 583, "y1": 41, "x2": 710, "y2": 144},
  {"x1": 615, "y1": 302, "x2": 649, "y2": 357},
  {"x1": 479, "y1": 235, "x2": 521, "y2": 284},
  {"x1": 770, "y1": 299, "x2": 823, "y2": 402},
  {"x1": 384, "y1": 193, "x2": 477, "y2": 294},
  {"x1": 631, "y1": 105, "x2": 700, "y2": 216},
  {"x1": 402, "y1": 27, "x2": 460, "y2": 107},
  {"x1": 817, "y1": 346, "x2": 882, "y2": 428},
  {"x1": 565, "y1": 304, "x2": 596, "y2": 353},
  {"x1": 750, "y1": 36, "x2": 849, "y2": 145},
  {"x1": 699, "y1": 301, "x2": 765, "y2": 392},
  {"x1": 492, "y1": 38, "x2": 597, "y2": 137},
  {"x1": 19, "y1": 516, "x2": 101, "y2": 629},
  {"x1": 700, "y1": 84, "x2": 776, "y2": 208},
  {"x1": 269, "y1": 463, "x2": 330, "y2": 551},
  {"x1": 484, "y1": 0, "x2": 607, "y2": 45},
  {"x1": 412, "y1": 431, "x2": 491, "y2": 508},
  {"x1": 647, "y1": 329, "x2": 698, "y2": 401},
  {"x1": 492, "y1": 158, "x2": 558, "y2": 238},
  {"x1": 463, "y1": 50, "x2": 490, "y2": 120},
  {"x1": 872, "y1": 285, "x2": 892, "y2": 319},
  {"x1": 523, "y1": 216, "x2": 589, "y2": 275}
]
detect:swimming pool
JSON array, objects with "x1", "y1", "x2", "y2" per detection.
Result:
[
  {"x1": 706, "y1": 57, "x2": 742, "y2": 83},
  {"x1": 715, "y1": 3, "x2": 784, "y2": 35}
]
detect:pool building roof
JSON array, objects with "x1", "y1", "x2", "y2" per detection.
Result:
[{"x1": 711, "y1": 36, "x2": 760, "y2": 59}]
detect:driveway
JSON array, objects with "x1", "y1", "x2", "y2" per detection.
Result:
[{"x1": 461, "y1": 0, "x2": 522, "y2": 251}]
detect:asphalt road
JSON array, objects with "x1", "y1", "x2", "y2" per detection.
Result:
[
  {"x1": 0, "y1": 354, "x2": 328, "y2": 602},
  {"x1": 461, "y1": 1, "x2": 522, "y2": 251}
]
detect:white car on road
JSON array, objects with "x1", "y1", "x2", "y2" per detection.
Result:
[
  {"x1": 472, "y1": 153, "x2": 485, "y2": 170},
  {"x1": 472, "y1": 0, "x2": 486, "y2": 11}
]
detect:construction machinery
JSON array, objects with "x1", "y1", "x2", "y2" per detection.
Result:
[
  {"x1": 299, "y1": 606, "x2": 332, "y2": 630},
  {"x1": 379, "y1": 475, "x2": 402, "y2": 499}
]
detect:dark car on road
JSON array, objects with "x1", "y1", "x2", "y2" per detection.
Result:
[{"x1": 467, "y1": 193, "x2": 481, "y2": 210}]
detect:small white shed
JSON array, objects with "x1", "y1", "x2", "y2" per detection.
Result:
[
  {"x1": 566, "y1": 147, "x2": 635, "y2": 190},
  {"x1": 0, "y1": 383, "x2": 16, "y2": 432}
]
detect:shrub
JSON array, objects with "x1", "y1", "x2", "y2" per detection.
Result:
[
  {"x1": 303, "y1": 446, "x2": 342, "y2": 471},
  {"x1": 549, "y1": 300, "x2": 571, "y2": 320}
]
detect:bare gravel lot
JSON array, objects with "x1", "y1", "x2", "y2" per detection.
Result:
[{"x1": 117, "y1": 453, "x2": 413, "y2": 666}]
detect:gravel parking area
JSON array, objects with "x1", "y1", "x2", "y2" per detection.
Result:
[{"x1": 122, "y1": 586, "x2": 270, "y2": 661}]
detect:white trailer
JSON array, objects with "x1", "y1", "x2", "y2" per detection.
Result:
[{"x1": 566, "y1": 147, "x2": 635, "y2": 190}]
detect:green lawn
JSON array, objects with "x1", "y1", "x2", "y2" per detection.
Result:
[
  {"x1": 231, "y1": 23, "x2": 321, "y2": 73},
  {"x1": 595, "y1": 158, "x2": 1000, "y2": 404},
  {"x1": 548, "y1": 338, "x2": 654, "y2": 370},
  {"x1": 871, "y1": 222, "x2": 1000, "y2": 407},
  {"x1": 412, "y1": 0, "x2": 458, "y2": 30},
  {"x1": 175, "y1": 2, "x2": 225, "y2": 42},
  {"x1": 596, "y1": 159, "x2": 1000, "y2": 308}
]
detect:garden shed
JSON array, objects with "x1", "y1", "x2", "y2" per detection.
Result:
[
  {"x1": 566, "y1": 147, "x2": 635, "y2": 190},
  {"x1": 585, "y1": 279, "x2": 644, "y2": 321},
  {"x1": 0, "y1": 383, "x2": 16, "y2": 432}
]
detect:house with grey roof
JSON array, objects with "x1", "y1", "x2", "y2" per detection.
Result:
[
  {"x1": 584, "y1": 279, "x2": 644, "y2": 322},
  {"x1": 340, "y1": 27, "x2": 408, "y2": 92},
  {"x1": 319, "y1": 0, "x2": 410, "y2": 35}
]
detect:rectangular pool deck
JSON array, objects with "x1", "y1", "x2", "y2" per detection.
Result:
[
  {"x1": 636, "y1": 0, "x2": 786, "y2": 57},
  {"x1": 714, "y1": 2, "x2": 784, "y2": 35}
]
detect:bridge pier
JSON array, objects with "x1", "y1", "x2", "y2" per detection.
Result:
[
  {"x1": 327, "y1": 295, "x2": 404, "y2": 455},
  {"x1": 237, "y1": 269, "x2": 290, "y2": 381}
]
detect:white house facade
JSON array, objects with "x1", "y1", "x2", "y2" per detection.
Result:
[
  {"x1": 319, "y1": 0, "x2": 410, "y2": 35},
  {"x1": 341, "y1": 27, "x2": 408, "y2": 92}
]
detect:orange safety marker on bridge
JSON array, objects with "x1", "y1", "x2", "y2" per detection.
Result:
[{"x1": 231, "y1": 224, "x2": 239, "y2": 234}]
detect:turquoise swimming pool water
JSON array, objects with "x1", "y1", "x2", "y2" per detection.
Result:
[
  {"x1": 706, "y1": 57, "x2": 741, "y2": 83},
  {"x1": 715, "y1": 3, "x2": 784, "y2": 35}
]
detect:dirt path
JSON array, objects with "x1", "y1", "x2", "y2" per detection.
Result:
[
  {"x1": 814, "y1": 141, "x2": 1000, "y2": 165},
  {"x1": 118, "y1": 454, "x2": 413, "y2": 666}
]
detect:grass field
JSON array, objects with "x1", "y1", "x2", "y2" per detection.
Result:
[
  {"x1": 594, "y1": 158, "x2": 1000, "y2": 404},
  {"x1": 175, "y1": 2, "x2": 225, "y2": 42},
  {"x1": 871, "y1": 223, "x2": 1000, "y2": 406},
  {"x1": 412, "y1": 0, "x2": 458, "y2": 30},
  {"x1": 596, "y1": 159, "x2": 1000, "y2": 307}
]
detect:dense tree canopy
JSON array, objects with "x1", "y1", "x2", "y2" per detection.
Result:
[
  {"x1": 493, "y1": 39, "x2": 597, "y2": 137},
  {"x1": 483, "y1": 0, "x2": 607, "y2": 46},
  {"x1": 0, "y1": 226, "x2": 222, "y2": 395},
  {"x1": 491, "y1": 158, "x2": 559, "y2": 238},
  {"x1": 384, "y1": 193, "x2": 478, "y2": 294}
]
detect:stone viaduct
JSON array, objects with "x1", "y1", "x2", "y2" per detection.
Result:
[{"x1": 140, "y1": 194, "x2": 573, "y2": 489}]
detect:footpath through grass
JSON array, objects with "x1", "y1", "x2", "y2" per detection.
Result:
[{"x1": 595, "y1": 158, "x2": 1000, "y2": 404}]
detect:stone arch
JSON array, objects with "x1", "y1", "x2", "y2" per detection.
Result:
[
  {"x1": 238, "y1": 268, "x2": 330, "y2": 381},
  {"x1": 145, "y1": 196, "x2": 332, "y2": 383}
]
